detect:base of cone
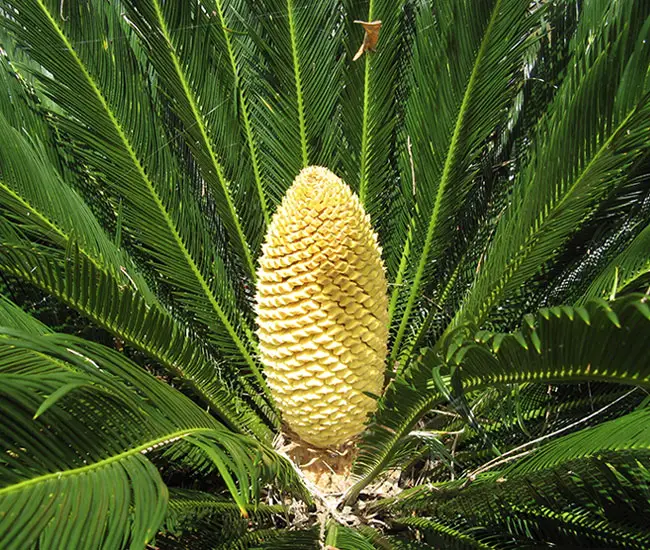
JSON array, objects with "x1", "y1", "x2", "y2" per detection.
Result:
[{"x1": 276, "y1": 429, "x2": 356, "y2": 495}]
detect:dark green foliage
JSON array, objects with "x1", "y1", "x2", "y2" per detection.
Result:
[{"x1": 1, "y1": 0, "x2": 649, "y2": 548}]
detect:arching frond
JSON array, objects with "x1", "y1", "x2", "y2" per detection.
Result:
[
  {"x1": 326, "y1": 522, "x2": 378, "y2": 550},
  {"x1": 349, "y1": 295, "x2": 650, "y2": 501},
  {"x1": 0, "y1": 240, "x2": 275, "y2": 438},
  {"x1": 0, "y1": 326, "x2": 306, "y2": 548},
  {"x1": 161, "y1": 489, "x2": 286, "y2": 548},
  {"x1": 0, "y1": 0, "x2": 268, "y2": 393},
  {"x1": 393, "y1": 517, "x2": 505, "y2": 550},
  {"x1": 450, "y1": 1, "x2": 650, "y2": 330},
  {"x1": 2, "y1": 0, "x2": 650, "y2": 546},
  {"x1": 0, "y1": 89, "x2": 277, "y2": 433},
  {"x1": 217, "y1": 526, "x2": 320, "y2": 550}
]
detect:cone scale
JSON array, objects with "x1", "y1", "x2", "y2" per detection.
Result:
[{"x1": 255, "y1": 166, "x2": 389, "y2": 448}]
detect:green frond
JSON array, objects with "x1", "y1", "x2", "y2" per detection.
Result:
[
  {"x1": 0, "y1": 338, "x2": 176, "y2": 548},
  {"x1": 1, "y1": 0, "x2": 269, "y2": 394},
  {"x1": 0, "y1": 294, "x2": 51, "y2": 335},
  {"x1": 119, "y1": 0, "x2": 262, "y2": 274},
  {"x1": 166, "y1": 488, "x2": 285, "y2": 526},
  {"x1": 2, "y1": 0, "x2": 650, "y2": 545},
  {"x1": 0, "y1": 325, "x2": 306, "y2": 547},
  {"x1": 450, "y1": 383, "x2": 643, "y2": 470},
  {"x1": 217, "y1": 526, "x2": 320, "y2": 549},
  {"x1": 161, "y1": 489, "x2": 286, "y2": 548},
  {"x1": 0, "y1": 53, "x2": 62, "y2": 169},
  {"x1": 579, "y1": 220, "x2": 650, "y2": 303},
  {"x1": 340, "y1": 0, "x2": 410, "y2": 208},
  {"x1": 0, "y1": 112, "x2": 152, "y2": 299},
  {"x1": 392, "y1": 517, "x2": 503, "y2": 550},
  {"x1": 384, "y1": 538, "x2": 436, "y2": 550},
  {"x1": 348, "y1": 294, "x2": 650, "y2": 501},
  {"x1": 383, "y1": 404, "x2": 650, "y2": 515},
  {"x1": 244, "y1": 0, "x2": 344, "y2": 204},
  {"x1": 0, "y1": 241, "x2": 275, "y2": 438},
  {"x1": 394, "y1": 451, "x2": 650, "y2": 549},
  {"x1": 450, "y1": 0, "x2": 650, "y2": 331},
  {"x1": 507, "y1": 406, "x2": 650, "y2": 475},
  {"x1": 326, "y1": 522, "x2": 379, "y2": 550},
  {"x1": 0, "y1": 74, "x2": 278, "y2": 431},
  {"x1": 501, "y1": 504, "x2": 650, "y2": 550},
  {"x1": 388, "y1": 0, "x2": 541, "y2": 369}
]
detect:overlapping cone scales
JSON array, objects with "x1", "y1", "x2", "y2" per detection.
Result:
[{"x1": 255, "y1": 166, "x2": 389, "y2": 448}]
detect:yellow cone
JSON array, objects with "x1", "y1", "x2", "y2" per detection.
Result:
[{"x1": 255, "y1": 166, "x2": 389, "y2": 448}]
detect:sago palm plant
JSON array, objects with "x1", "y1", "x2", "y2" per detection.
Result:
[{"x1": 1, "y1": 0, "x2": 650, "y2": 547}]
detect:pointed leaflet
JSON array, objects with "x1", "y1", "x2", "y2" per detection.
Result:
[
  {"x1": 388, "y1": 0, "x2": 539, "y2": 369},
  {"x1": 393, "y1": 452, "x2": 650, "y2": 548},
  {"x1": 578, "y1": 221, "x2": 650, "y2": 304},
  {"x1": 0, "y1": 113, "x2": 152, "y2": 299},
  {"x1": 0, "y1": 240, "x2": 275, "y2": 438},
  {"x1": 450, "y1": 0, "x2": 650, "y2": 330},
  {"x1": 0, "y1": 0, "x2": 270, "y2": 395},
  {"x1": 246, "y1": 0, "x2": 344, "y2": 204}
]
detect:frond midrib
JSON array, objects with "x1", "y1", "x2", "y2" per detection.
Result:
[
  {"x1": 0, "y1": 427, "x2": 206, "y2": 496},
  {"x1": 214, "y1": 0, "x2": 270, "y2": 227},
  {"x1": 347, "y1": 367, "x2": 649, "y2": 503},
  {"x1": 394, "y1": 517, "x2": 498, "y2": 550},
  {"x1": 390, "y1": 0, "x2": 504, "y2": 370},
  {"x1": 348, "y1": 295, "x2": 650, "y2": 501},
  {"x1": 34, "y1": 0, "x2": 267, "y2": 396},
  {"x1": 150, "y1": 0, "x2": 258, "y2": 278},
  {"x1": 287, "y1": 0, "x2": 309, "y2": 167},
  {"x1": 357, "y1": 0, "x2": 375, "y2": 204},
  {"x1": 0, "y1": 180, "x2": 107, "y2": 277}
]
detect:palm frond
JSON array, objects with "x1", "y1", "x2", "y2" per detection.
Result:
[
  {"x1": 391, "y1": 451, "x2": 650, "y2": 549},
  {"x1": 579, "y1": 220, "x2": 650, "y2": 303},
  {"x1": 340, "y1": 0, "x2": 410, "y2": 209},
  {"x1": 0, "y1": 324, "x2": 306, "y2": 547},
  {"x1": 161, "y1": 489, "x2": 285, "y2": 548},
  {"x1": 120, "y1": 0, "x2": 263, "y2": 273},
  {"x1": 446, "y1": 383, "x2": 643, "y2": 472},
  {"x1": 0, "y1": 112, "x2": 152, "y2": 297},
  {"x1": 0, "y1": 68, "x2": 278, "y2": 432},
  {"x1": 1, "y1": 0, "x2": 268, "y2": 393},
  {"x1": 348, "y1": 294, "x2": 650, "y2": 501},
  {"x1": 387, "y1": 0, "x2": 541, "y2": 369},
  {"x1": 0, "y1": 239, "x2": 275, "y2": 438},
  {"x1": 0, "y1": 293, "x2": 52, "y2": 334},
  {"x1": 506, "y1": 406, "x2": 650, "y2": 475},
  {"x1": 165, "y1": 488, "x2": 284, "y2": 528},
  {"x1": 2, "y1": 0, "x2": 650, "y2": 546},
  {"x1": 326, "y1": 522, "x2": 378, "y2": 550},
  {"x1": 216, "y1": 526, "x2": 320, "y2": 549},
  {"x1": 450, "y1": 0, "x2": 650, "y2": 330},
  {"x1": 392, "y1": 517, "x2": 505, "y2": 550},
  {"x1": 242, "y1": 0, "x2": 344, "y2": 203}
]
